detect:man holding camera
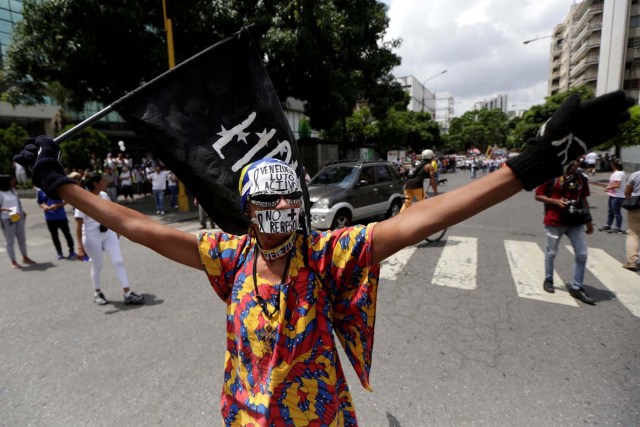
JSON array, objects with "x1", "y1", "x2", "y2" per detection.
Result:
[{"x1": 534, "y1": 160, "x2": 595, "y2": 305}]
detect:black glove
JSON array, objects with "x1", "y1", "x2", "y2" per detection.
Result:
[
  {"x1": 507, "y1": 90, "x2": 634, "y2": 190},
  {"x1": 13, "y1": 135, "x2": 75, "y2": 199}
]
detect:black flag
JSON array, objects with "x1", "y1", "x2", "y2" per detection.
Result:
[{"x1": 113, "y1": 28, "x2": 309, "y2": 235}]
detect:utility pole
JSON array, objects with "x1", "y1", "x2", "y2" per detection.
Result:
[{"x1": 161, "y1": 0, "x2": 189, "y2": 212}]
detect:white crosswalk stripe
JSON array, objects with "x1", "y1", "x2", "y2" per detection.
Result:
[
  {"x1": 567, "y1": 246, "x2": 640, "y2": 316},
  {"x1": 377, "y1": 235, "x2": 640, "y2": 317},
  {"x1": 505, "y1": 240, "x2": 577, "y2": 306},
  {"x1": 432, "y1": 236, "x2": 478, "y2": 289},
  {"x1": 380, "y1": 246, "x2": 417, "y2": 280}
]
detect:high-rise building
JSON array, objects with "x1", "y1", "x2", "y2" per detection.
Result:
[
  {"x1": 473, "y1": 94, "x2": 509, "y2": 114},
  {"x1": 548, "y1": 0, "x2": 640, "y2": 101},
  {"x1": 396, "y1": 75, "x2": 456, "y2": 133},
  {"x1": 434, "y1": 92, "x2": 456, "y2": 134},
  {"x1": 548, "y1": 0, "x2": 640, "y2": 166},
  {"x1": 396, "y1": 75, "x2": 437, "y2": 115},
  {"x1": 0, "y1": 0, "x2": 22, "y2": 62}
]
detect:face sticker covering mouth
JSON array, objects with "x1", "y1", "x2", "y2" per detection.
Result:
[{"x1": 252, "y1": 207, "x2": 302, "y2": 234}]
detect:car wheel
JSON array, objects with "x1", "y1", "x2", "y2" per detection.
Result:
[
  {"x1": 331, "y1": 209, "x2": 351, "y2": 229},
  {"x1": 386, "y1": 199, "x2": 402, "y2": 219}
]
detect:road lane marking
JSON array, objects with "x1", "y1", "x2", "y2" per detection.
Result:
[
  {"x1": 432, "y1": 236, "x2": 477, "y2": 289},
  {"x1": 567, "y1": 246, "x2": 640, "y2": 317},
  {"x1": 505, "y1": 240, "x2": 577, "y2": 306},
  {"x1": 380, "y1": 245, "x2": 417, "y2": 280}
]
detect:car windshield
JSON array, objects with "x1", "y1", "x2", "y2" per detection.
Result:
[{"x1": 310, "y1": 166, "x2": 358, "y2": 188}]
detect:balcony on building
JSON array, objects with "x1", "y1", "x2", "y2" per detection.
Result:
[
  {"x1": 572, "y1": 0, "x2": 604, "y2": 30},
  {"x1": 570, "y1": 21, "x2": 602, "y2": 51},
  {"x1": 571, "y1": 3, "x2": 603, "y2": 40},
  {"x1": 571, "y1": 37, "x2": 601, "y2": 63},
  {"x1": 572, "y1": 68, "x2": 598, "y2": 88},
  {"x1": 570, "y1": 53, "x2": 600, "y2": 77}
]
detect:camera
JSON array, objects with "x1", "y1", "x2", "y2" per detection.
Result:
[{"x1": 566, "y1": 200, "x2": 579, "y2": 214}]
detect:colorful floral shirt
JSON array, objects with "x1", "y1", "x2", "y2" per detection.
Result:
[{"x1": 198, "y1": 224, "x2": 379, "y2": 426}]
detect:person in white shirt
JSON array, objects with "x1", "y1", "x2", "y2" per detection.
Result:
[
  {"x1": 599, "y1": 159, "x2": 627, "y2": 234},
  {"x1": 118, "y1": 166, "x2": 134, "y2": 204},
  {"x1": 75, "y1": 173, "x2": 144, "y2": 305},
  {"x1": 0, "y1": 175, "x2": 36, "y2": 269},
  {"x1": 584, "y1": 151, "x2": 599, "y2": 175},
  {"x1": 14, "y1": 162, "x2": 28, "y2": 186},
  {"x1": 147, "y1": 165, "x2": 169, "y2": 215}
]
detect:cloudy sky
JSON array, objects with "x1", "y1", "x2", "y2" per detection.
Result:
[{"x1": 382, "y1": 0, "x2": 577, "y2": 116}]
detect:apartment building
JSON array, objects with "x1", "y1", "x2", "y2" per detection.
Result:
[
  {"x1": 396, "y1": 75, "x2": 437, "y2": 116},
  {"x1": 473, "y1": 94, "x2": 509, "y2": 114},
  {"x1": 434, "y1": 92, "x2": 456, "y2": 134},
  {"x1": 396, "y1": 75, "x2": 456, "y2": 133},
  {"x1": 548, "y1": 0, "x2": 640, "y2": 166},
  {"x1": 548, "y1": 0, "x2": 640, "y2": 101}
]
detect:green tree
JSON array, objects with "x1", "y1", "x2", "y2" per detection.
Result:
[
  {"x1": 374, "y1": 109, "x2": 441, "y2": 153},
  {"x1": 0, "y1": 123, "x2": 29, "y2": 174},
  {"x1": 322, "y1": 107, "x2": 441, "y2": 153},
  {"x1": 322, "y1": 106, "x2": 376, "y2": 144},
  {"x1": 57, "y1": 125, "x2": 111, "y2": 170},
  {"x1": 298, "y1": 118, "x2": 312, "y2": 139},
  {"x1": 611, "y1": 104, "x2": 640, "y2": 149},
  {"x1": 448, "y1": 108, "x2": 509, "y2": 153},
  {"x1": 4, "y1": 0, "x2": 402, "y2": 131}
]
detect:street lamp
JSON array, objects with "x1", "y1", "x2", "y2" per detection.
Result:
[
  {"x1": 423, "y1": 69, "x2": 448, "y2": 83},
  {"x1": 421, "y1": 70, "x2": 448, "y2": 115},
  {"x1": 522, "y1": 35, "x2": 553, "y2": 45}
]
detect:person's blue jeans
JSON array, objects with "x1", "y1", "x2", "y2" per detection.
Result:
[
  {"x1": 544, "y1": 225, "x2": 588, "y2": 290},
  {"x1": 168, "y1": 185, "x2": 178, "y2": 207},
  {"x1": 153, "y1": 190, "x2": 165, "y2": 212},
  {"x1": 606, "y1": 196, "x2": 624, "y2": 229}
]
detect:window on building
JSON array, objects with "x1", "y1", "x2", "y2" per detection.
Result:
[
  {"x1": 629, "y1": 37, "x2": 640, "y2": 49},
  {"x1": 627, "y1": 58, "x2": 640, "y2": 70},
  {"x1": 631, "y1": 15, "x2": 640, "y2": 28},
  {"x1": 624, "y1": 79, "x2": 640, "y2": 90},
  {"x1": 634, "y1": 0, "x2": 639, "y2": 5}
]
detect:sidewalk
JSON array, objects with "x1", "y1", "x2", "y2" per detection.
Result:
[
  {"x1": 110, "y1": 193, "x2": 201, "y2": 224},
  {"x1": 588, "y1": 171, "x2": 610, "y2": 188}
]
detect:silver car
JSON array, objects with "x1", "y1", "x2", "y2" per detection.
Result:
[{"x1": 308, "y1": 160, "x2": 405, "y2": 229}]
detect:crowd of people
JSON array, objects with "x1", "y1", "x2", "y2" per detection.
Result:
[
  {"x1": 1, "y1": 151, "x2": 192, "y2": 304},
  {"x1": 393, "y1": 145, "x2": 640, "y2": 302},
  {"x1": 62, "y1": 151, "x2": 183, "y2": 214}
]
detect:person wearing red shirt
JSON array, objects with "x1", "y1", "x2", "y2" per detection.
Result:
[{"x1": 534, "y1": 161, "x2": 595, "y2": 304}]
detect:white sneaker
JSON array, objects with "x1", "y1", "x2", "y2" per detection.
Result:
[{"x1": 93, "y1": 292, "x2": 108, "y2": 305}]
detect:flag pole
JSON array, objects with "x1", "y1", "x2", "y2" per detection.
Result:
[{"x1": 53, "y1": 105, "x2": 115, "y2": 144}]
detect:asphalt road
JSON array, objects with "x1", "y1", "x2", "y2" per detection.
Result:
[{"x1": 1, "y1": 171, "x2": 639, "y2": 426}]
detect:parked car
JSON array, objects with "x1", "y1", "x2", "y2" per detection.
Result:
[{"x1": 308, "y1": 160, "x2": 405, "y2": 229}]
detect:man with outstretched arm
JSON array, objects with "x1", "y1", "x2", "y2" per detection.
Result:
[{"x1": 15, "y1": 91, "x2": 633, "y2": 426}]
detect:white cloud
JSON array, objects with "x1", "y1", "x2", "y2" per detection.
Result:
[{"x1": 382, "y1": 0, "x2": 575, "y2": 116}]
